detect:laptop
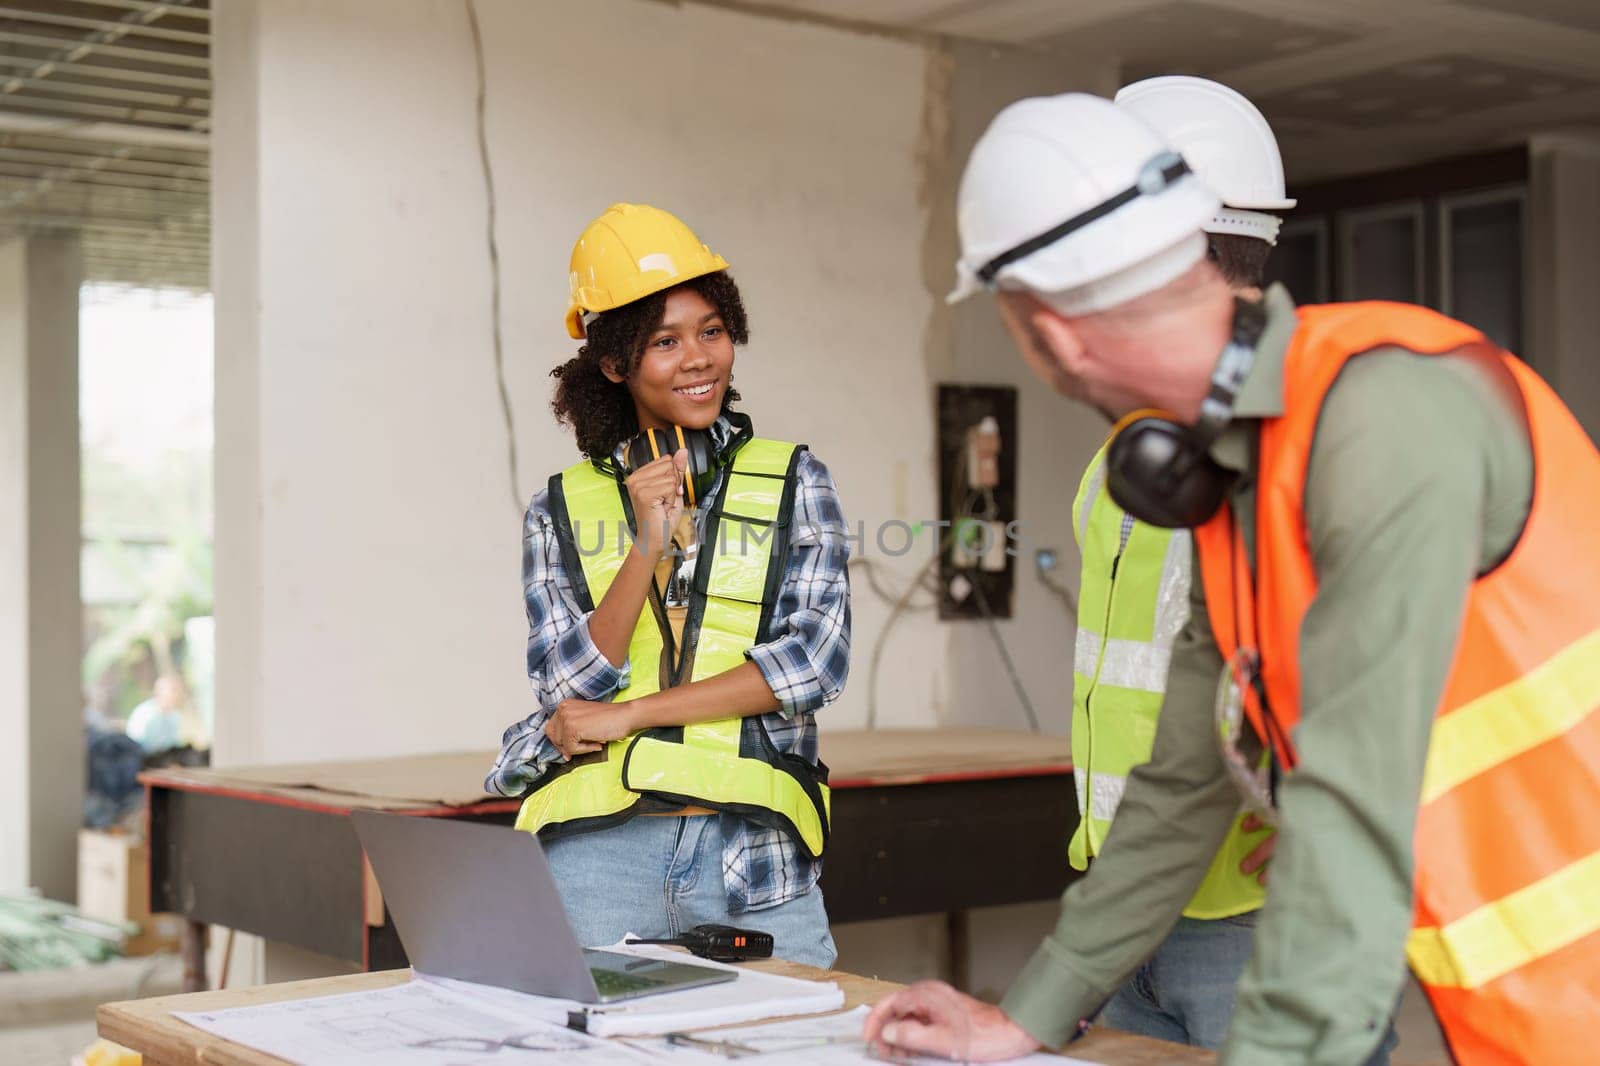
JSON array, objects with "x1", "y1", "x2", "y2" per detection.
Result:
[{"x1": 350, "y1": 810, "x2": 736, "y2": 1003}]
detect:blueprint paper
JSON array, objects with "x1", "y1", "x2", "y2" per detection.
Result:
[
  {"x1": 175, "y1": 978, "x2": 657, "y2": 1065},
  {"x1": 624, "y1": 1007, "x2": 1097, "y2": 1064}
]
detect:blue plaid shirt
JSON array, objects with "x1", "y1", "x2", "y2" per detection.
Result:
[{"x1": 486, "y1": 418, "x2": 851, "y2": 911}]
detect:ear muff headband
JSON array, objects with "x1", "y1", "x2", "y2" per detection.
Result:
[
  {"x1": 625, "y1": 425, "x2": 721, "y2": 506},
  {"x1": 673, "y1": 424, "x2": 697, "y2": 508}
]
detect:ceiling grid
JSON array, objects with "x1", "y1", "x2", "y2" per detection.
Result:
[{"x1": 0, "y1": 0, "x2": 208, "y2": 290}]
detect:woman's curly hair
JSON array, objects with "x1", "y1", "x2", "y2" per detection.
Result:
[{"x1": 551, "y1": 271, "x2": 748, "y2": 460}]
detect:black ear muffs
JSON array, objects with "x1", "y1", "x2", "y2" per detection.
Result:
[
  {"x1": 624, "y1": 425, "x2": 718, "y2": 507},
  {"x1": 1106, "y1": 412, "x2": 1232, "y2": 529},
  {"x1": 1103, "y1": 297, "x2": 1268, "y2": 529}
]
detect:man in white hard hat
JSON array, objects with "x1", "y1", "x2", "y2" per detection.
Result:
[
  {"x1": 1057, "y1": 76, "x2": 1300, "y2": 1053},
  {"x1": 1118, "y1": 75, "x2": 1296, "y2": 297},
  {"x1": 864, "y1": 92, "x2": 1600, "y2": 1065}
]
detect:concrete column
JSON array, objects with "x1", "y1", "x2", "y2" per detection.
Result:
[
  {"x1": 0, "y1": 234, "x2": 84, "y2": 901},
  {"x1": 1528, "y1": 135, "x2": 1600, "y2": 442},
  {"x1": 211, "y1": 0, "x2": 264, "y2": 767}
]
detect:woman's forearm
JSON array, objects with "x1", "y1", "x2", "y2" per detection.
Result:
[
  {"x1": 630, "y1": 661, "x2": 780, "y2": 729},
  {"x1": 587, "y1": 546, "x2": 656, "y2": 667}
]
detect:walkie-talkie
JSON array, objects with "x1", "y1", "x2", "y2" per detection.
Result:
[{"x1": 625, "y1": 924, "x2": 774, "y2": 963}]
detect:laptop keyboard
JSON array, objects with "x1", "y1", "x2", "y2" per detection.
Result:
[{"x1": 590, "y1": 968, "x2": 664, "y2": 997}]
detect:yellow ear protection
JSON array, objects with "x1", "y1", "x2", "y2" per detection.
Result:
[
  {"x1": 1104, "y1": 297, "x2": 1268, "y2": 529},
  {"x1": 624, "y1": 424, "x2": 720, "y2": 507}
]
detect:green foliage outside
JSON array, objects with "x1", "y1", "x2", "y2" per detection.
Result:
[{"x1": 81, "y1": 445, "x2": 212, "y2": 719}]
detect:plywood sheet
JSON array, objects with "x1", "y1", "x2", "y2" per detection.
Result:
[
  {"x1": 141, "y1": 729, "x2": 1072, "y2": 812},
  {"x1": 142, "y1": 751, "x2": 504, "y2": 811},
  {"x1": 822, "y1": 728, "x2": 1070, "y2": 786}
]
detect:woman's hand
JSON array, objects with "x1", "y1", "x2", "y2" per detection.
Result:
[
  {"x1": 544, "y1": 698, "x2": 640, "y2": 759},
  {"x1": 624, "y1": 450, "x2": 689, "y2": 560}
]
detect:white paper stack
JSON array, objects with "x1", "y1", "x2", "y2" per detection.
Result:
[{"x1": 418, "y1": 938, "x2": 845, "y2": 1037}]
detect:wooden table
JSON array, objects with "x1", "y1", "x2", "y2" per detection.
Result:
[
  {"x1": 99, "y1": 961, "x2": 1214, "y2": 1065},
  {"x1": 142, "y1": 729, "x2": 1080, "y2": 986}
]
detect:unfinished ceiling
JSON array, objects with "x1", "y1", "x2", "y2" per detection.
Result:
[
  {"x1": 736, "y1": 0, "x2": 1600, "y2": 179},
  {"x1": 1, "y1": 0, "x2": 1593, "y2": 291},
  {"x1": 0, "y1": 0, "x2": 208, "y2": 291}
]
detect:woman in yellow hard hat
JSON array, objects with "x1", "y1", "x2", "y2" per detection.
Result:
[{"x1": 484, "y1": 204, "x2": 850, "y2": 966}]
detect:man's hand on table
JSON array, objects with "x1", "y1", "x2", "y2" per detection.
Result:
[{"x1": 863, "y1": 981, "x2": 1042, "y2": 1062}]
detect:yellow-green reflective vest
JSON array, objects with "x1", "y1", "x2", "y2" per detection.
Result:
[
  {"x1": 1070, "y1": 443, "x2": 1269, "y2": 920},
  {"x1": 514, "y1": 437, "x2": 832, "y2": 858}
]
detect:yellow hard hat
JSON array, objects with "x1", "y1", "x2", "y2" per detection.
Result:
[{"x1": 565, "y1": 203, "x2": 730, "y2": 339}]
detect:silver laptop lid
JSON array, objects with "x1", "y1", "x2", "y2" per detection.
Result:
[{"x1": 350, "y1": 810, "x2": 599, "y2": 1001}]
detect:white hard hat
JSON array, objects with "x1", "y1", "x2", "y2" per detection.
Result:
[
  {"x1": 1115, "y1": 75, "x2": 1296, "y2": 244},
  {"x1": 950, "y1": 93, "x2": 1219, "y2": 315}
]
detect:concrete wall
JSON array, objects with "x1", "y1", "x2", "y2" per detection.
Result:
[
  {"x1": 0, "y1": 235, "x2": 83, "y2": 901},
  {"x1": 212, "y1": 0, "x2": 1112, "y2": 765},
  {"x1": 212, "y1": 0, "x2": 1112, "y2": 983},
  {"x1": 1529, "y1": 135, "x2": 1600, "y2": 441},
  {"x1": 929, "y1": 39, "x2": 1114, "y2": 736},
  {"x1": 839, "y1": 36, "x2": 1117, "y2": 987}
]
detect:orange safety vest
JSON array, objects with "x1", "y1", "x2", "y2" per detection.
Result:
[{"x1": 1194, "y1": 301, "x2": 1600, "y2": 1066}]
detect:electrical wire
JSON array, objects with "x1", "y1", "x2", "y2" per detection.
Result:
[
  {"x1": 1037, "y1": 567, "x2": 1078, "y2": 617},
  {"x1": 969, "y1": 572, "x2": 1042, "y2": 732},
  {"x1": 861, "y1": 546, "x2": 945, "y2": 729},
  {"x1": 950, "y1": 460, "x2": 1045, "y2": 733},
  {"x1": 850, "y1": 556, "x2": 939, "y2": 612},
  {"x1": 857, "y1": 431, "x2": 1058, "y2": 732},
  {"x1": 466, "y1": 0, "x2": 523, "y2": 513},
  {"x1": 858, "y1": 453, "x2": 969, "y2": 727}
]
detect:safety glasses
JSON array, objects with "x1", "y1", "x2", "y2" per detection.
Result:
[{"x1": 1214, "y1": 646, "x2": 1278, "y2": 826}]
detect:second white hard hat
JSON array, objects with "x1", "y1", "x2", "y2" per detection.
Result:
[
  {"x1": 1115, "y1": 75, "x2": 1296, "y2": 244},
  {"x1": 949, "y1": 93, "x2": 1219, "y2": 314}
]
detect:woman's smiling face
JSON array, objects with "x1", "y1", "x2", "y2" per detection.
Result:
[{"x1": 605, "y1": 285, "x2": 735, "y2": 432}]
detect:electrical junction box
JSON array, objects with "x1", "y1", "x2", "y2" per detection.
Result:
[{"x1": 936, "y1": 384, "x2": 1017, "y2": 620}]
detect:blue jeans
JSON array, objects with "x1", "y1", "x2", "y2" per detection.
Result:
[
  {"x1": 542, "y1": 814, "x2": 837, "y2": 969},
  {"x1": 1102, "y1": 913, "x2": 1397, "y2": 1063}
]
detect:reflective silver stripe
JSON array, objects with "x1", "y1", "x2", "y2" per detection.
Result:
[
  {"x1": 1088, "y1": 771, "x2": 1127, "y2": 822},
  {"x1": 1074, "y1": 627, "x2": 1101, "y2": 677},
  {"x1": 1077, "y1": 452, "x2": 1107, "y2": 545},
  {"x1": 1095, "y1": 638, "x2": 1174, "y2": 693},
  {"x1": 1092, "y1": 531, "x2": 1193, "y2": 691},
  {"x1": 1153, "y1": 529, "x2": 1193, "y2": 648},
  {"x1": 1074, "y1": 765, "x2": 1088, "y2": 815}
]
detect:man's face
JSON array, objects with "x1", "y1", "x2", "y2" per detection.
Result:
[
  {"x1": 995, "y1": 292, "x2": 1119, "y2": 422},
  {"x1": 997, "y1": 293, "x2": 1083, "y2": 400}
]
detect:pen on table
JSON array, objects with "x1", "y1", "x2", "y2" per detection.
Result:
[{"x1": 664, "y1": 1031, "x2": 760, "y2": 1058}]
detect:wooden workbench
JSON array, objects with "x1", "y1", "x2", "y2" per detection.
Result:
[
  {"x1": 142, "y1": 729, "x2": 1079, "y2": 984},
  {"x1": 99, "y1": 960, "x2": 1214, "y2": 1065}
]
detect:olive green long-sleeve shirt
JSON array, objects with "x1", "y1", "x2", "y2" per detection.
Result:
[{"x1": 1002, "y1": 286, "x2": 1533, "y2": 1064}]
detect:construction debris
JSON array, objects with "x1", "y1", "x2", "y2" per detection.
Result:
[{"x1": 0, "y1": 892, "x2": 134, "y2": 972}]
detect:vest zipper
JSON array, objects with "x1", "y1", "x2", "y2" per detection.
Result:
[
  {"x1": 1082, "y1": 521, "x2": 1134, "y2": 855},
  {"x1": 647, "y1": 578, "x2": 674, "y2": 693},
  {"x1": 667, "y1": 473, "x2": 728, "y2": 689}
]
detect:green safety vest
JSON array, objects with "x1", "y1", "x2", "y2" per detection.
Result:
[
  {"x1": 514, "y1": 437, "x2": 832, "y2": 858},
  {"x1": 1070, "y1": 443, "x2": 1269, "y2": 920}
]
